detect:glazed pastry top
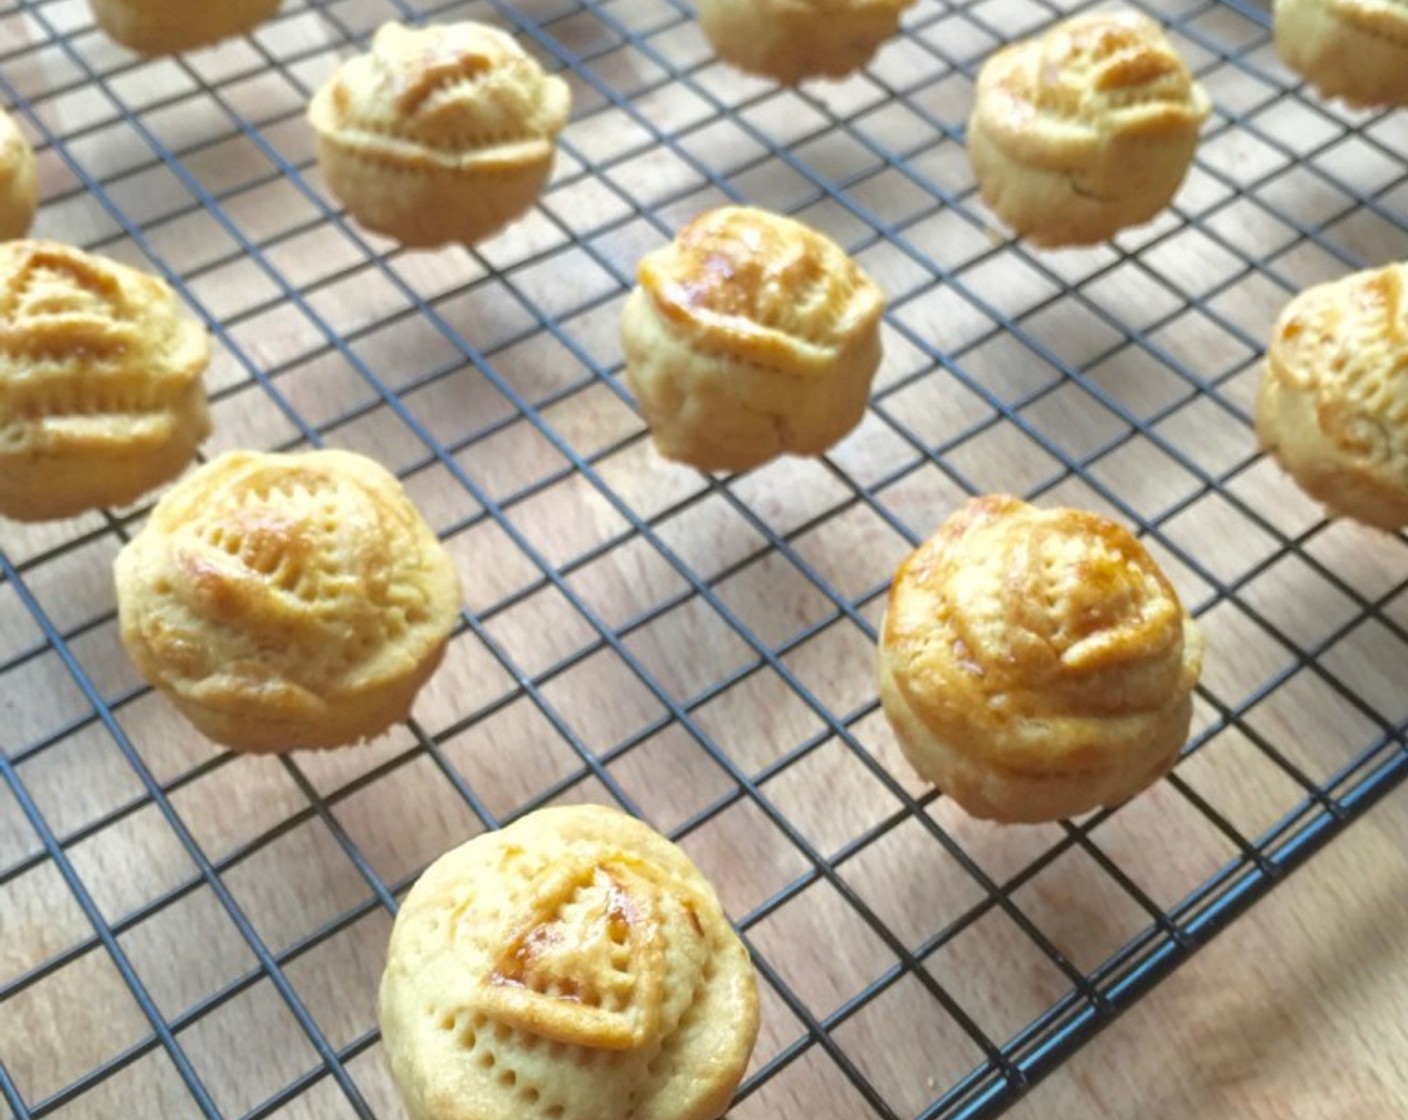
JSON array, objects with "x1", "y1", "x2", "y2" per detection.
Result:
[
  {"x1": 381, "y1": 804, "x2": 758, "y2": 1120},
  {"x1": 309, "y1": 21, "x2": 571, "y2": 163},
  {"x1": 1264, "y1": 262, "x2": 1408, "y2": 468},
  {"x1": 637, "y1": 205, "x2": 885, "y2": 377},
  {"x1": 121, "y1": 449, "x2": 462, "y2": 703},
  {"x1": 0, "y1": 241, "x2": 209, "y2": 456},
  {"x1": 882, "y1": 495, "x2": 1204, "y2": 774},
  {"x1": 974, "y1": 12, "x2": 1211, "y2": 166}
]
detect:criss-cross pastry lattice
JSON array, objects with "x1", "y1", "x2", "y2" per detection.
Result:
[
  {"x1": 380, "y1": 805, "x2": 759, "y2": 1120},
  {"x1": 0, "y1": 241, "x2": 210, "y2": 522},
  {"x1": 115, "y1": 449, "x2": 463, "y2": 752}
]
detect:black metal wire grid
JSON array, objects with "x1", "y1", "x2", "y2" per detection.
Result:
[{"x1": 2, "y1": 0, "x2": 1407, "y2": 1117}]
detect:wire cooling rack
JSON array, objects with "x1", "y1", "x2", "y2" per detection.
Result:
[{"x1": 3, "y1": 0, "x2": 1408, "y2": 1116}]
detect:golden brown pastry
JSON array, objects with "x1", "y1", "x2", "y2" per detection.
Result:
[
  {"x1": 88, "y1": 0, "x2": 282, "y2": 54},
  {"x1": 877, "y1": 496, "x2": 1205, "y2": 824},
  {"x1": 1256, "y1": 262, "x2": 1408, "y2": 530},
  {"x1": 0, "y1": 241, "x2": 210, "y2": 522},
  {"x1": 307, "y1": 21, "x2": 572, "y2": 248},
  {"x1": 0, "y1": 107, "x2": 37, "y2": 240},
  {"x1": 1274, "y1": 0, "x2": 1408, "y2": 107},
  {"x1": 967, "y1": 11, "x2": 1211, "y2": 248},
  {"x1": 696, "y1": 0, "x2": 918, "y2": 85},
  {"x1": 380, "y1": 804, "x2": 759, "y2": 1120},
  {"x1": 621, "y1": 205, "x2": 886, "y2": 473},
  {"x1": 115, "y1": 449, "x2": 463, "y2": 753}
]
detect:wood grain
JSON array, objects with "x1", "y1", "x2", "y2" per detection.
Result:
[
  {"x1": 1007, "y1": 790, "x2": 1408, "y2": 1120},
  {"x1": 2, "y1": 1, "x2": 1408, "y2": 1118}
]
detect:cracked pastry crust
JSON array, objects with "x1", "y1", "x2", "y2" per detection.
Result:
[
  {"x1": 1256, "y1": 263, "x2": 1408, "y2": 530},
  {"x1": 0, "y1": 107, "x2": 37, "y2": 240},
  {"x1": 88, "y1": 0, "x2": 281, "y2": 54},
  {"x1": 308, "y1": 21, "x2": 572, "y2": 248},
  {"x1": 380, "y1": 804, "x2": 759, "y2": 1120},
  {"x1": 877, "y1": 496, "x2": 1205, "y2": 824},
  {"x1": 621, "y1": 205, "x2": 886, "y2": 473},
  {"x1": 1274, "y1": 0, "x2": 1408, "y2": 107},
  {"x1": 696, "y1": 0, "x2": 918, "y2": 85},
  {"x1": 0, "y1": 242, "x2": 210, "y2": 522},
  {"x1": 966, "y1": 11, "x2": 1211, "y2": 248},
  {"x1": 115, "y1": 449, "x2": 463, "y2": 753}
]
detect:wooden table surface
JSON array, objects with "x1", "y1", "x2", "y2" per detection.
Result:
[
  {"x1": 1008, "y1": 790, "x2": 1408, "y2": 1120},
  {"x1": 3, "y1": 0, "x2": 1407, "y2": 1118}
]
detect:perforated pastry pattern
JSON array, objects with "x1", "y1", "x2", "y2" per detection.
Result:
[
  {"x1": 977, "y1": 12, "x2": 1210, "y2": 144},
  {"x1": 1268, "y1": 263, "x2": 1408, "y2": 465},
  {"x1": 313, "y1": 22, "x2": 572, "y2": 154},
  {"x1": 639, "y1": 206, "x2": 886, "y2": 369},
  {"x1": 124, "y1": 451, "x2": 457, "y2": 694},
  {"x1": 1, "y1": 2, "x2": 1406, "y2": 1120},
  {"x1": 1021, "y1": 13, "x2": 1200, "y2": 121},
  {"x1": 380, "y1": 809, "x2": 752, "y2": 1120},
  {"x1": 0, "y1": 243, "x2": 206, "y2": 452}
]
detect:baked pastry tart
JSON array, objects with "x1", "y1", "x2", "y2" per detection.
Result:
[
  {"x1": 878, "y1": 496, "x2": 1205, "y2": 823},
  {"x1": 307, "y1": 21, "x2": 572, "y2": 248},
  {"x1": 1274, "y1": 0, "x2": 1408, "y2": 107},
  {"x1": 88, "y1": 0, "x2": 282, "y2": 54},
  {"x1": 380, "y1": 804, "x2": 759, "y2": 1120},
  {"x1": 115, "y1": 449, "x2": 463, "y2": 753},
  {"x1": 967, "y1": 11, "x2": 1211, "y2": 247},
  {"x1": 621, "y1": 205, "x2": 886, "y2": 473},
  {"x1": 0, "y1": 241, "x2": 210, "y2": 522},
  {"x1": 0, "y1": 107, "x2": 37, "y2": 240},
  {"x1": 696, "y1": 0, "x2": 919, "y2": 85},
  {"x1": 1256, "y1": 262, "x2": 1408, "y2": 530}
]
